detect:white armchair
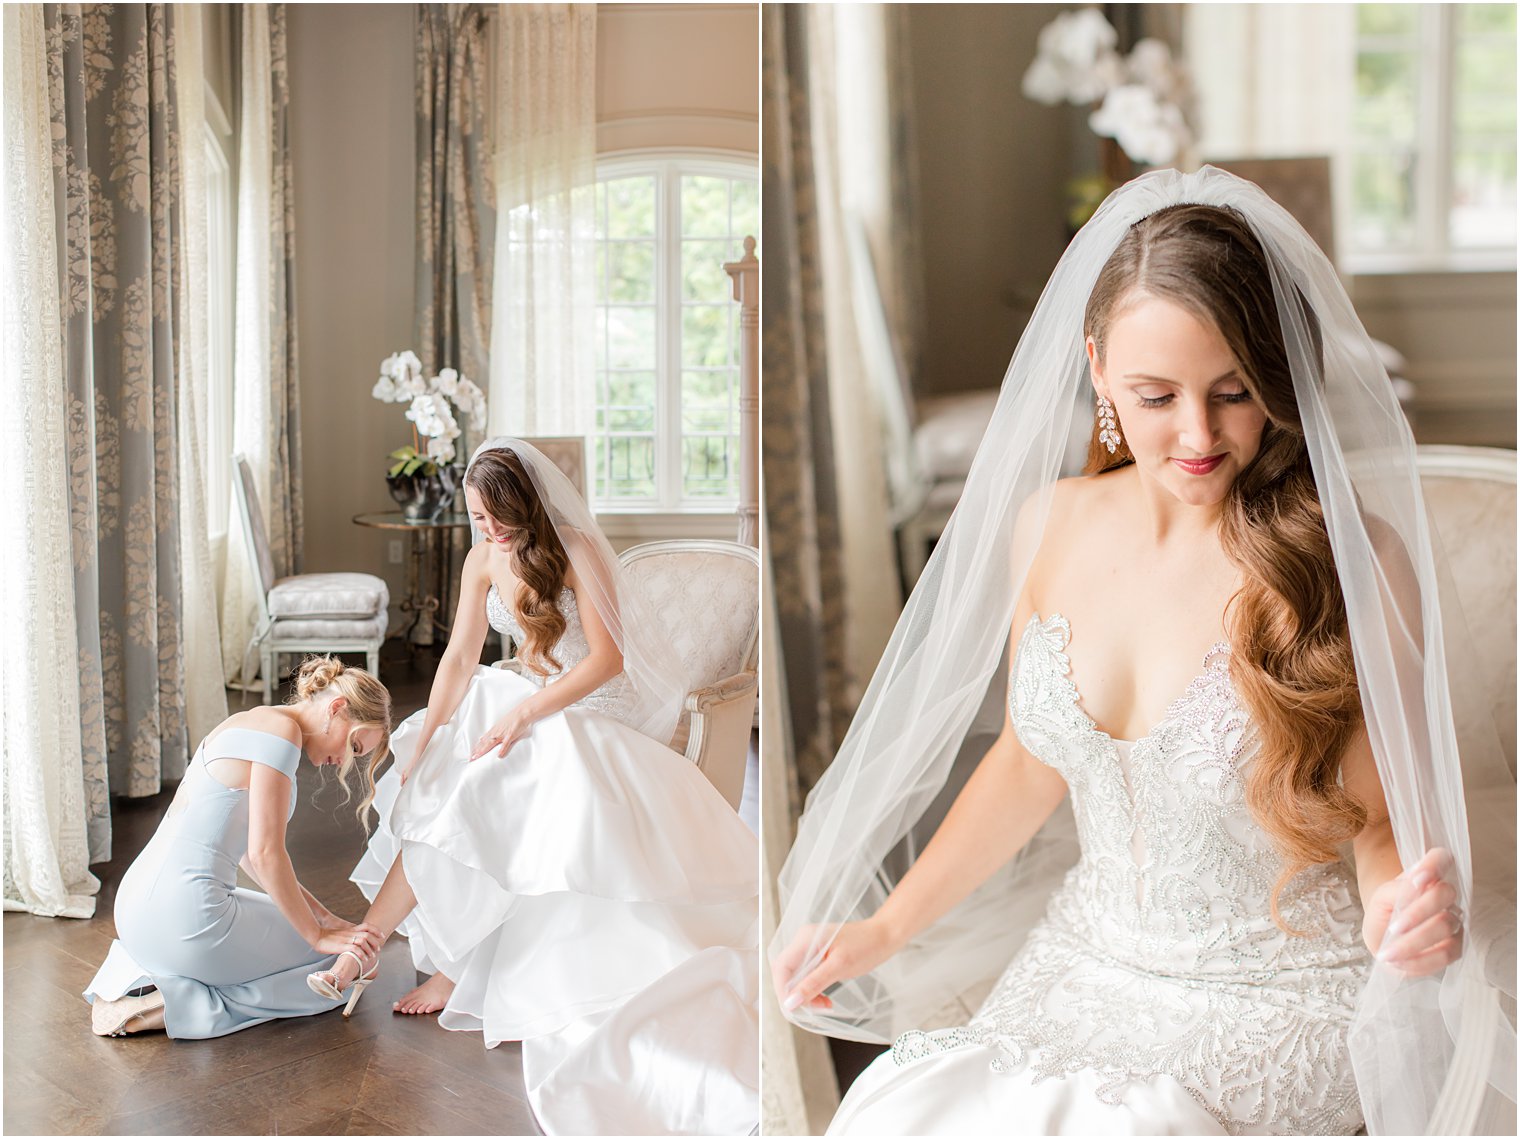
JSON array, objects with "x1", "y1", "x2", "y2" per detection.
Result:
[
  {"x1": 500, "y1": 540, "x2": 758, "y2": 808},
  {"x1": 621, "y1": 540, "x2": 758, "y2": 809},
  {"x1": 232, "y1": 455, "x2": 389, "y2": 703}
]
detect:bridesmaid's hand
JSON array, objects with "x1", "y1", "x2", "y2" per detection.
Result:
[
  {"x1": 313, "y1": 923, "x2": 383, "y2": 959},
  {"x1": 772, "y1": 918, "x2": 903, "y2": 1014},
  {"x1": 313, "y1": 908, "x2": 352, "y2": 932},
  {"x1": 470, "y1": 710, "x2": 532, "y2": 760},
  {"x1": 1366, "y1": 847, "x2": 1463, "y2": 978}
]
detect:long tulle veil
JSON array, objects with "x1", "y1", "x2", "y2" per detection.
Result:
[
  {"x1": 465, "y1": 437, "x2": 690, "y2": 746},
  {"x1": 772, "y1": 167, "x2": 1515, "y2": 1134}
]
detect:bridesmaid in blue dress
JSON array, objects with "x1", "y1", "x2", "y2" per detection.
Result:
[{"x1": 83, "y1": 657, "x2": 393, "y2": 1038}]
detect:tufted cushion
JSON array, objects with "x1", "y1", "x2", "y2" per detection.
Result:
[
  {"x1": 623, "y1": 549, "x2": 757, "y2": 688},
  {"x1": 268, "y1": 612, "x2": 388, "y2": 641},
  {"x1": 914, "y1": 389, "x2": 999, "y2": 483},
  {"x1": 268, "y1": 573, "x2": 389, "y2": 620}
]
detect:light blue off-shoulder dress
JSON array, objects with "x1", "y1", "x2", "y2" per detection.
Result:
[{"x1": 83, "y1": 726, "x2": 347, "y2": 1037}]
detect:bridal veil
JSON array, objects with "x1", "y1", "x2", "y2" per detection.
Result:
[
  {"x1": 466, "y1": 437, "x2": 691, "y2": 746},
  {"x1": 771, "y1": 167, "x2": 1515, "y2": 1134}
]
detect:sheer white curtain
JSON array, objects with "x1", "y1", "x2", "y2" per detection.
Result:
[
  {"x1": 0, "y1": 5, "x2": 99, "y2": 918},
  {"x1": 1184, "y1": 6, "x2": 1355, "y2": 219},
  {"x1": 804, "y1": 3, "x2": 905, "y2": 696},
  {"x1": 220, "y1": 4, "x2": 299, "y2": 685},
  {"x1": 173, "y1": 5, "x2": 230, "y2": 743},
  {"x1": 487, "y1": 3, "x2": 597, "y2": 437}
]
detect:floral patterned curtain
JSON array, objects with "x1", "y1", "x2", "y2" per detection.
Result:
[
  {"x1": 48, "y1": 4, "x2": 189, "y2": 831},
  {"x1": 762, "y1": 5, "x2": 852, "y2": 801},
  {"x1": 415, "y1": 3, "x2": 495, "y2": 465}
]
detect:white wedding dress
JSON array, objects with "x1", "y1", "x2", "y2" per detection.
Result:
[
  {"x1": 830, "y1": 613, "x2": 1371, "y2": 1137},
  {"x1": 352, "y1": 584, "x2": 759, "y2": 1136}
]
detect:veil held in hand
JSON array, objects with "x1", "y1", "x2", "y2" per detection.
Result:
[
  {"x1": 466, "y1": 437, "x2": 690, "y2": 746},
  {"x1": 771, "y1": 167, "x2": 1515, "y2": 1134}
]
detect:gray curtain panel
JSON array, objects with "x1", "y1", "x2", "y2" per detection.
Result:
[
  {"x1": 260, "y1": 3, "x2": 304, "y2": 577},
  {"x1": 761, "y1": 6, "x2": 852, "y2": 803},
  {"x1": 414, "y1": 2, "x2": 494, "y2": 460},
  {"x1": 46, "y1": 4, "x2": 188, "y2": 852}
]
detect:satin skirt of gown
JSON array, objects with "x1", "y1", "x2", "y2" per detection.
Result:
[{"x1": 352, "y1": 665, "x2": 760, "y2": 1136}]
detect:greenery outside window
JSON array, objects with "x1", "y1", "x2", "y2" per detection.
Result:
[{"x1": 592, "y1": 154, "x2": 758, "y2": 513}]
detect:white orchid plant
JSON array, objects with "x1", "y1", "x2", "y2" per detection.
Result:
[
  {"x1": 372, "y1": 350, "x2": 487, "y2": 477},
  {"x1": 1021, "y1": 9, "x2": 1195, "y2": 227}
]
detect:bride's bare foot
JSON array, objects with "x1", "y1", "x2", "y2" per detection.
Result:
[{"x1": 393, "y1": 971, "x2": 455, "y2": 1014}]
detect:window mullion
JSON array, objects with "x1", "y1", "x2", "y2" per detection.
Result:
[
  {"x1": 1419, "y1": 3, "x2": 1454, "y2": 260},
  {"x1": 659, "y1": 162, "x2": 684, "y2": 512}
]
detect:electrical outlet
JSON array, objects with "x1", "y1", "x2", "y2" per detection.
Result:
[{"x1": 388, "y1": 539, "x2": 403, "y2": 564}]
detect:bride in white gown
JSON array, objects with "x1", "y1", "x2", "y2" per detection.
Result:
[
  {"x1": 772, "y1": 169, "x2": 1514, "y2": 1136},
  {"x1": 324, "y1": 440, "x2": 758, "y2": 1137}
]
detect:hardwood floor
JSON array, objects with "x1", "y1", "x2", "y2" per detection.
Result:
[{"x1": 4, "y1": 650, "x2": 536, "y2": 1136}]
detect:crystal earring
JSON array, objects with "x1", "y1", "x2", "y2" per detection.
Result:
[{"x1": 1096, "y1": 393, "x2": 1121, "y2": 454}]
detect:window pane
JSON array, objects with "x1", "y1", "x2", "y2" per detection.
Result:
[
  {"x1": 606, "y1": 176, "x2": 655, "y2": 238},
  {"x1": 1450, "y1": 146, "x2": 1518, "y2": 247},
  {"x1": 1357, "y1": 4, "x2": 1418, "y2": 37},
  {"x1": 1354, "y1": 50, "x2": 1419, "y2": 143},
  {"x1": 682, "y1": 305, "x2": 730, "y2": 368},
  {"x1": 681, "y1": 175, "x2": 730, "y2": 238},
  {"x1": 682, "y1": 435, "x2": 735, "y2": 498},
  {"x1": 606, "y1": 371, "x2": 657, "y2": 431},
  {"x1": 607, "y1": 306, "x2": 655, "y2": 370},
  {"x1": 731, "y1": 179, "x2": 759, "y2": 245},
  {"x1": 1349, "y1": 149, "x2": 1417, "y2": 250},
  {"x1": 1451, "y1": 6, "x2": 1518, "y2": 248},
  {"x1": 682, "y1": 239, "x2": 731, "y2": 302},
  {"x1": 1458, "y1": 4, "x2": 1515, "y2": 35},
  {"x1": 608, "y1": 240, "x2": 656, "y2": 303},
  {"x1": 596, "y1": 435, "x2": 657, "y2": 500}
]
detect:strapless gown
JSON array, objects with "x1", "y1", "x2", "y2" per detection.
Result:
[
  {"x1": 82, "y1": 728, "x2": 347, "y2": 1036},
  {"x1": 351, "y1": 585, "x2": 759, "y2": 1136},
  {"x1": 829, "y1": 614, "x2": 1371, "y2": 1137}
]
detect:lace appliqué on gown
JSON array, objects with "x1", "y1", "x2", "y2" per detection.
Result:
[
  {"x1": 890, "y1": 613, "x2": 1370, "y2": 1136},
  {"x1": 486, "y1": 584, "x2": 639, "y2": 727}
]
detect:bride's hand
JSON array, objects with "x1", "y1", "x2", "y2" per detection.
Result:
[
  {"x1": 470, "y1": 709, "x2": 532, "y2": 761},
  {"x1": 1366, "y1": 847, "x2": 1463, "y2": 978},
  {"x1": 772, "y1": 918, "x2": 903, "y2": 1014}
]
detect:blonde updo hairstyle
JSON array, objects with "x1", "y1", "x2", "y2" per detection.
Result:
[
  {"x1": 1083, "y1": 204, "x2": 1367, "y2": 932},
  {"x1": 289, "y1": 656, "x2": 393, "y2": 828}
]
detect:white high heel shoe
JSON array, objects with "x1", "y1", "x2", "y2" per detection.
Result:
[{"x1": 306, "y1": 949, "x2": 379, "y2": 1017}]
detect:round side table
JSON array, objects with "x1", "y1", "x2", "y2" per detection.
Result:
[{"x1": 353, "y1": 511, "x2": 471, "y2": 651}]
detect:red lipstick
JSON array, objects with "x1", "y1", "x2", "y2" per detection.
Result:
[{"x1": 1172, "y1": 454, "x2": 1226, "y2": 476}]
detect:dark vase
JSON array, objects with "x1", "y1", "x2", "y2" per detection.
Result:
[{"x1": 386, "y1": 463, "x2": 461, "y2": 523}]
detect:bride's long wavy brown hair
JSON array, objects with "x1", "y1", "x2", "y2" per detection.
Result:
[
  {"x1": 465, "y1": 448, "x2": 571, "y2": 676},
  {"x1": 1083, "y1": 204, "x2": 1367, "y2": 930}
]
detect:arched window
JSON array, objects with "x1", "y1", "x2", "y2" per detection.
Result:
[{"x1": 592, "y1": 153, "x2": 758, "y2": 511}]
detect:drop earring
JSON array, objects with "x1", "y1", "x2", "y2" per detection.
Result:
[{"x1": 1096, "y1": 393, "x2": 1121, "y2": 454}]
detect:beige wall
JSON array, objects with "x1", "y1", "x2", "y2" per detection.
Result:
[
  {"x1": 907, "y1": 4, "x2": 1075, "y2": 398},
  {"x1": 598, "y1": 3, "x2": 758, "y2": 155},
  {"x1": 288, "y1": 4, "x2": 759, "y2": 613},
  {"x1": 288, "y1": 3, "x2": 416, "y2": 609}
]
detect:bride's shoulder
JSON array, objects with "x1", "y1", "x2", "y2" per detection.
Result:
[{"x1": 1015, "y1": 470, "x2": 1133, "y2": 583}]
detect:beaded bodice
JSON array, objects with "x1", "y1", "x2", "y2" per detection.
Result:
[
  {"x1": 485, "y1": 583, "x2": 637, "y2": 725},
  {"x1": 892, "y1": 612, "x2": 1371, "y2": 1134},
  {"x1": 1009, "y1": 612, "x2": 1368, "y2": 978}
]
